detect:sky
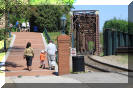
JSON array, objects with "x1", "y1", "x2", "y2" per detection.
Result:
[{"x1": 71, "y1": 5, "x2": 128, "y2": 32}]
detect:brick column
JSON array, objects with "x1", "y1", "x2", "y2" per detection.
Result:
[{"x1": 57, "y1": 34, "x2": 70, "y2": 75}]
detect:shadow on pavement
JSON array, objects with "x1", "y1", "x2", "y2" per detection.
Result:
[
  {"x1": 11, "y1": 46, "x2": 25, "y2": 50},
  {"x1": 5, "y1": 61, "x2": 23, "y2": 68},
  {"x1": 52, "y1": 72, "x2": 58, "y2": 76}
]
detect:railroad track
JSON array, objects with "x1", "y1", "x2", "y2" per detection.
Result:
[{"x1": 85, "y1": 55, "x2": 133, "y2": 77}]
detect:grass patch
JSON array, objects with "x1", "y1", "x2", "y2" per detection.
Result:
[
  {"x1": 100, "y1": 51, "x2": 104, "y2": 57},
  {"x1": 0, "y1": 40, "x2": 4, "y2": 62},
  {"x1": 48, "y1": 32, "x2": 61, "y2": 45},
  {"x1": 71, "y1": 71, "x2": 88, "y2": 74},
  {"x1": 0, "y1": 52, "x2": 5, "y2": 62},
  {"x1": 6, "y1": 39, "x2": 11, "y2": 49}
]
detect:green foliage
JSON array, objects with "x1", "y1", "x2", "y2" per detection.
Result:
[
  {"x1": 0, "y1": 28, "x2": 4, "y2": 40},
  {"x1": 0, "y1": 13, "x2": 3, "y2": 17},
  {"x1": 103, "y1": 18, "x2": 128, "y2": 33},
  {"x1": 29, "y1": 0, "x2": 74, "y2": 33},
  {"x1": 88, "y1": 41, "x2": 94, "y2": 51},
  {"x1": 100, "y1": 32, "x2": 103, "y2": 45},
  {"x1": 33, "y1": 5, "x2": 72, "y2": 32},
  {"x1": 34, "y1": 5, "x2": 60, "y2": 32},
  {"x1": 0, "y1": 0, "x2": 31, "y2": 39},
  {"x1": 63, "y1": 0, "x2": 75, "y2": 6},
  {"x1": 30, "y1": 0, "x2": 75, "y2": 5},
  {"x1": 0, "y1": 0, "x2": 32, "y2": 25},
  {"x1": 0, "y1": 28, "x2": 10, "y2": 40},
  {"x1": 0, "y1": 0, "x2": 5, "y2": 11},
  {"x1": 48, "y1": 32, "x2": 61, "y2": 44},
  {"x1": 9, "y1": 4, "x2": 32, "y2": 24},
  {"x1": 0, "y1": 0, "x2": 73, "y2": 33},
  {"x1": 11, "y1": 27, "x2": 16, "y2": 32},
  {"x1": 128, "y1": 22, "x2": 133, "y2": 34}
]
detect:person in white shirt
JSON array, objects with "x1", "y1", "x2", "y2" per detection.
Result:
[
  {"x1": 45, "y1": 40, "x2": 57, "y2": 70},
  {"x1": 26, "y1": 22, "x2": 30, "y2": 32},
  {"x1": 22, "y1": 22, "x2": 26, "y2": 32}
]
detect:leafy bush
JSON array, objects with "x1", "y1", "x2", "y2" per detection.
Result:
[
  {"x1": 32, "y1": 5, "x2": 72, "y2": 33},
  {"x1": 0, "y1": 28, "x2": 4, "y2": 40},
  {"x1": 0, "y1": 28, "x2": 10, "y2": 41},
  {"x1": 11, "y1": 27, "x2": 16, "y2": 32}
]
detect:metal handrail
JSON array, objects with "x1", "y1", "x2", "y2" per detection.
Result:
[
  {"x1": 43, "y1": 28, "x2": 51, "y2": 42},
  {"x1": 43, "y1": 28, "x2": 58, "y2": 63}
]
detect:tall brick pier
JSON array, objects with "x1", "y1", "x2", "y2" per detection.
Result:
[{"x1": 58, "y1": 34, "x2": 70, "y2": 75}]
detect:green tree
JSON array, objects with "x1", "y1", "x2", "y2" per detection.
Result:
[
  {"x1": 32, "y1": 5, "x2": 72, "y2": 33},
  {"x1": 0, "y1": 0, "x2": 30, "y2": 42},
  {"x1": 30, "y1": 0, "x2": 75, "y2": 5},
  {"x1": 31, "y1": 0, "x2": 74, "y2": 33}
]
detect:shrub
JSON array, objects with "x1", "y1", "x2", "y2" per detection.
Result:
[{"x1": 0, "y1": 28, "x2": 4, "y2": 40}]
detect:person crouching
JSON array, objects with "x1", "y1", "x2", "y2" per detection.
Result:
[{"x1": 40, "y1": 50, "x2": 46, "y2": 69}]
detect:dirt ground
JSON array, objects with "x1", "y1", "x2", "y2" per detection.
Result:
[{"x1": 102, "y1": 55, "x2": 128, "y2": 65}]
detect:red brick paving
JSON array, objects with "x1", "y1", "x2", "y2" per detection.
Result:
[{"x1": 6, "y1": 32, "x2": 54, "y2": 77}]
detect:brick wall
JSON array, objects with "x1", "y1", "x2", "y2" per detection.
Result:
[{"x1": 57, "y1": 34, "x2": 70, "y2": 75}]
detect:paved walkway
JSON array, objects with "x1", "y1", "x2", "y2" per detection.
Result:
[{"x1": 5, "y1": 32, "x2": 54, "y2": 76}]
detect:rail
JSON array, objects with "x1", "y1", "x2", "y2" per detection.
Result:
[
  {"x1": 43, "y1": 28, "x2": 51, "y2": 43},
  {"x1": 43, "y1": 28, "x2": 58, "y2": 63}
]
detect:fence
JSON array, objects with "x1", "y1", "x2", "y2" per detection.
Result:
[{"x1": 104, "y1": 29, "x2": 132, "y2": 56}]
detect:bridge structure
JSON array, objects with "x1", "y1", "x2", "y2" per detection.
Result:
[{"x1": 71, "y1": 10, "x2": 100, "y2": 55}]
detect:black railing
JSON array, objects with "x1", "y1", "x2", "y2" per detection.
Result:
[
  {"x1": 43, "y1": 28, "x2": 51, "y2": 43},
  {"x1": 43, "y1": 28, "x2": 58, "y2": 63}
]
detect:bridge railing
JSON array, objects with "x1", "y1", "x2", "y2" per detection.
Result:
[{"x1": 104, "y1": 29, "x2": 132, "y2": 56}]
